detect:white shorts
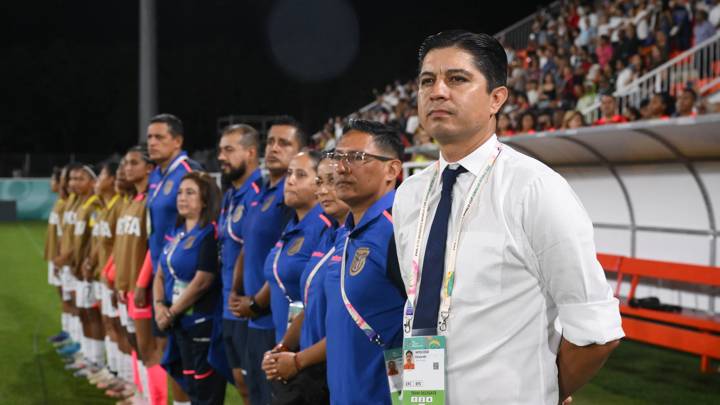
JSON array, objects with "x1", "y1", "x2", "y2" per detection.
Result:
[
  {"x1": 118, "y1": 302, "x2": 136, "y2": 334},
  {"x1": 61, "y1": 266, "x2": 76, "y2": 301},
  {"x1": 100, "y1": 284, "x2": 119, "y2": 318},
  {"x1": 76, "y1": 280, "x2": 100, "y2": 309},
  {"x1": 48, "y1": 262, "x2": 61, "y2": 286}
]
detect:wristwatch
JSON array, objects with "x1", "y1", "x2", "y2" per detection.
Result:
[{"x1": 249, "y1": 298, "x2": 270, "y2": 317}]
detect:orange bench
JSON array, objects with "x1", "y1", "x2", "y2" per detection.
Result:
[{"x1": 599, "y1": 253, "x2": 720, "y2": 372}]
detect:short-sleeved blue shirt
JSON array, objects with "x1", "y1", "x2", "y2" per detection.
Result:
[
  {"x1": 325, "y1": 190, "x2": 404, "y2": 405},
  {"x1": 241, "y1": 177, "x2": 293, "y2": 330},
  {"x1": 148, "y1": 151, "x2": 202, "y2": 273},
  {"x1": 262, "y1": 204, "x2": 333, "y2": 343},
  {"x1": 218, "y1": 169, "x2": 262, "y2": 320},
  {"x1": 159, "y1": 223, "x2": 221, "y2": 330},
  {"x1": 298, "y1": 219, "x2": 343, "y2": 350}
]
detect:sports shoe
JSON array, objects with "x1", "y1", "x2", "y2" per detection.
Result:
[
  {"x1": 88, "y1": 368, "x2": 113, "y2": 384},
  {"x1": 57, "y1": 342, "x2": 81, "y2": 357},
  {"x1": 65, "y1": 360, "x2": 87, "y2": 371},
  {"x1": 48, "y1": 331, "x2": 69, "y2": 343}
]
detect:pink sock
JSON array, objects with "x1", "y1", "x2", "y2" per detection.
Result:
[
  {"x1": 131, "y1": 350, "x2": 142, "y2": 393},
  {"x1": 146, "y1": 364, "x2": 168, "y2": 405}
]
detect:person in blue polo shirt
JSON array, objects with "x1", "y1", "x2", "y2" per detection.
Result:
[
  {"x1": 215, "y1": 123, "x2": 262, "y2": 403},
  {"x1": 261, "y1": 156, "x2": 350, "y2": 405},
  {"x1": 143, "y1": 113, "x2": 201, "y2": 404},
  {"x1": 231, "y1": 117, "x2": 304, "y2": 405},
  {"x1": 323, "y1": 120, "x2": 406, "y2": 405},
  {"x1": 153, "y1": 172, "x2": 226, "y2": 404}
]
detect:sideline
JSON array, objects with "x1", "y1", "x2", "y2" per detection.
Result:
[{"x1": 20, "y1": 223, "x2": 50, "y2": 405}]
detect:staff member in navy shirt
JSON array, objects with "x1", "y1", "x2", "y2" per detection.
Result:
[
  {"x1": 216, "y1": 123, "x2": 262, "y2": 403},
  {"x1": 153, "y1": 172, "x2": 226, "y2": 405},
  {"x1": 143, "y1": 113, "x2": 201, "y2": 403},
  {"x1": 262, "y1": 156, "x2": 350, "y2": 405},
  {"x1": 231, "y1": 117, "x2": 303, "y2": 405},
  {"x1": 323, "y1": 120, "x2": 406, "y2": 405}
]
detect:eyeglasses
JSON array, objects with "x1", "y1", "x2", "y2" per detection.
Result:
[{"x1": 322, "y1": 150, "x2": 395, "y2": 166}]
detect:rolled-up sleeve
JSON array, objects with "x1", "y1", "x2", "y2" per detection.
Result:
[{"x1": 521, "y1": 173, "x2": 625, "y2": 346}]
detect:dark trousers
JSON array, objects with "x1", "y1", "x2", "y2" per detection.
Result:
[
  {"x1": 174, "y1": 321, "x2": 227, "y2": 405},
  {"x1": 244, "y1": 327, "x2": 276, "y2": 405}
]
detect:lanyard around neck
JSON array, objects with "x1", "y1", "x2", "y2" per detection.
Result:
[
  {"x1": 271, "y1": 241, "x2": 293, "y2": 303},
  {"x1": 165, "y1": 230, "x2": 187, "y2": 281},
  {"x1": 151, "y1": 155, "x2": 188, "y2": 201},
  {"x1": 340, "y1": 236, "x2": 384, "y2": 347},
  {"x1": 405, "y1": 142, "x2": 502, "y2": 334},
  {"x1": 303, "y1": 246, "x2": 335, "y2": 307}
]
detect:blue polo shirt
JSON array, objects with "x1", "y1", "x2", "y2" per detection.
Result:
[
  {"x1": 263, "y1": 204, "x2": 333, "y2": 343},
  {"x1": 241, "y1": 177, "x2": 293, "y2": 330},
  {"x1": 298, "y1": 219, "x2": 343, "y2": 350},
  {"x1": 218, "y1": 169, "x2": 262, "y2": 320},
  {"x1": 159, "y1": 223, "x2": 221, "y2": 330},
  {"x1": 148, "y1": 151, "x2": 202, "y2": 273},
  {"x1": 325, "y1": 190, "x2": 405, "y2": 405}
]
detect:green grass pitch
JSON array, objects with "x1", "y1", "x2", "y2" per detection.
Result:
[{"x1": 0, "y1": 221, "x2": 718, "y2": 404}]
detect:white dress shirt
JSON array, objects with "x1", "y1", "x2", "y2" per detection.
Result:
[{"x1": 393, "y1": 134, "x2": 624, "y2": 405}]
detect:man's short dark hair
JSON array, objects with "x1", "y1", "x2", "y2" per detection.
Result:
[
  {"x1": 418, "y1": 30, "x2": 507, "y2": 93},
  {"x1": 150, "y1": 113, "x2": 184, "y2": 138},
  {"x1": 271, "y1": 116, "x2": 306, "y2": 148},
  {"x1": 342, "y1": 119, "x2": 404, "y2": 159},
  {"x1": 221, "y1": 124, "x2": 260, "y2": 150}
]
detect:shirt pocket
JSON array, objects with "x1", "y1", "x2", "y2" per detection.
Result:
[{"x1": 453, "y1": 230, "x2": 505, "y2": 302}]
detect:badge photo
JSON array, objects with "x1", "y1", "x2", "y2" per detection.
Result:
[
  {"x1": 232, "y1": 205, "x2": 244, "y2": 223},
  {"x1": 349, "y1": 247, "x2": 370, "y2": 276},
  {"x1": 287, "y1": 237, "x2": 304, "y2": 256},
  {"x1": 163, "y1": 180, "x2": 174, "y2": 195},
  {"x1": 261, "y1": 195, "x2": 275, "y2": 212}
]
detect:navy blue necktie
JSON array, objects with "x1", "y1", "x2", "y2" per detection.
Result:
[{"x1": 413, "y1": 165, "x2": 467, "y2": 332}]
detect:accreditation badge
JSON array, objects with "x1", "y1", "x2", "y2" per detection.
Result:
[
  {"x1": 172, "y1": 280, "x2": 192, "y2": 315},
  {"x1": 383, "y1": 348, "x2": 404, "y2": 405},
  {"x1": 402, "y1": 335, "x2": 446, "y2": 405},
  {"x1": 287, "y1": 300, "x2": 304, "y2": 330}
]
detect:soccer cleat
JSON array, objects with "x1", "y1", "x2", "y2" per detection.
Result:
[
  {"x1": 48, "y1": 331, "x2": 69, "y2": 344},
  {"x1": 65, "y1": 360, "x2": 87, "y2": 371},
  {"x1": 73, "y1": 368, "x2": 93, "y2": 378},
  {"x1": 57, "y1": 342, "x2": 80, "y2": 357},
  {"x1": 88, "y1": 368, "x2": 113, "y2": 384}
]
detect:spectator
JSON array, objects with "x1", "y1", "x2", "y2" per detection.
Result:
[
  {"x1": 674, "y1": 88, "x2": 697, "y2": 116},
  {"x1": 562, "y1": 110, "x2": 586, "y2": 129},
  {"x1": 711, "y1": 0, "x2": 720, "y2": 28},
  {"x1": 526, "y1": 80, "x2": 540, "y2": 106},
  {"x1": 694, "y1": 10, "x2": 717, "y2": 45},
  {"x1": 596, "y1": 35, "x2": 614, "y2": 68},
  {"x1": 520, "y1": 111, "x2": 537, "y2": 134},
  {"x1": 537, "y1": 110, "x2": 555, "y2": 131},
  {"x1": 615, "y1": 24, "x2": 640, "y2": 62},
  {"x1": 594, "y1": 93, "x2": 628, "y2": 125},
  {"x1": 648, "y1": 92, "x2": 673, "y2": 118},
  {"x1": 576, "y1": 82, "x2": 598, "y2": 112},
  {"x1": 497, "y1": 113, "x2": 516, "y2": 136},
  {"x1": 670, "y1": 0, "x2": 693, "y2": 51},
  {"x1": 624, "y1": 106, "x2": 641, "y2": 121}
]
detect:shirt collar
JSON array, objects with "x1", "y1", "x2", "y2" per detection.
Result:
[
  {"x1": 160, "y1": 151, "x2": 188, "y2": 176},
  {"x1": 233, "y1": 168, "x2": 263, "y2": 200},
  {"x1": 284, "y1": 203, "x2": 325, "y2": 237},
  {"x1": 346, "y1": 190, "x2": 395, "y2": 236},
  {"x1": 438, "y1": 134, "x2": 498, "y2": 178}
]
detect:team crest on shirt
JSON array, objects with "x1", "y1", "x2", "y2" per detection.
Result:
[
  {"x1": 349, "y1": 247, "x2": 370, "y2": 276},
  {"x1": 163, "y1": 180, "x2": 174, "y2": 195},
  {"x1": 183, "y1": 235, "x2": 196, "y2": 249},
  {"x1": 232, "y1": 205, "x2": 244, "y2": 223},
  {"x1": 261, "y1": 195, "x2": 275, "y2": 212},
  {"x1": 287, "y1": 237, "x2": 304, "y2": 256}
]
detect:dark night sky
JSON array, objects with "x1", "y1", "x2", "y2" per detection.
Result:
[{"x1": 2, "y1": 0, "x2": 541, "y2": 155}]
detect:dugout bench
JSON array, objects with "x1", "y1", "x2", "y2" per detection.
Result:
[{"x1": 599, "y1": 253, "x2": 720, "y2": 373}]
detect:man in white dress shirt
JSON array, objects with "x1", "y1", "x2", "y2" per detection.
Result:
[{"x1": 393, "y1": 30, "x2": 623, "y2": 404}]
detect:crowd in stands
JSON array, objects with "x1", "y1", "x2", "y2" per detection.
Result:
[{"x1": 313, "y1": 0, "x2": 720, "y2": 155}]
